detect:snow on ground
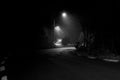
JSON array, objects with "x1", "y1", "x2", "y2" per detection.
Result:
[{"x1": 103, "y1": 59, "x2": 119, "y2": 62}]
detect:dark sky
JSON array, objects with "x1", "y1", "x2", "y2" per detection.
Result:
[{"x1": 6, "y1": 1, "x2": 119, "y2": 50}]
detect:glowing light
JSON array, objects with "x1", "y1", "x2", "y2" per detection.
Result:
[
  {"x1": 54, "y1": 39, "x2": 62, "y2": 47},
  {"x1": 62, "y1": 12, "x2": 67, "y2": 18},
  {"x1": 55, "y1": 26, "x2": 61, "y2": 31},
  {"x1": 58, "y1": 39, "x2": 62, "y2": 42}
]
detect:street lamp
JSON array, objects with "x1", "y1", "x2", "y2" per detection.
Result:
[
  {"x1": 54, "y1": 38, "x2": 62, "y2": 47},
  {"x1": 55, "y1": 26, "x2": 61, "y2": 32},
  {"x1": 62, "y1": 12, "x2": 67, "y2": 18}
]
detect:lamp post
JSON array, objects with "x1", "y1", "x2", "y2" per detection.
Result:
[{"x1": 53, "y1": 11, "x2": 67, "y2": 47}]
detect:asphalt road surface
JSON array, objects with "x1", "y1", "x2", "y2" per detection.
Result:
[{"x1": 9, "y1": 47, "x2": 120, "y2": 80}]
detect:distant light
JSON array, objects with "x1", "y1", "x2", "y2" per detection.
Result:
[
  {"x1": 54, "y1": 39, "x2": 62, "y2": 47},
  {"x1": 62, "y1": 12, "x2": 67, "y2": 18},
  {"x1": 58, "y1": 39, "x2": 62, "y2": 42},
  {"x1": 55, "y1": 26, "x2": 61, "y2": 31}
]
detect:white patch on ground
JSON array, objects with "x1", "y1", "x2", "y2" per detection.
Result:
[
  {"x1": 88, "y1": 56, "x2": 96, "y2": 59},
  {"x1": 103, "y1": 59, "x2": 119, "y2": 62},
  {"x1": 44, "y1": 47, "x2": 76, "y2": 55}
]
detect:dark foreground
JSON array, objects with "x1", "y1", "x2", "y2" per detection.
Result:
[{"x1": 9, "y1": 50, "x2": 120, "y2": 80}]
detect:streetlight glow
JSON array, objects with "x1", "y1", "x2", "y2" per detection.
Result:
[
  {"x1": 55, "y1": 26, "x2": 61, "y2": 31},
  {"x1": 62, "y1": 12, "x2": 67, "y2": 18},
  {"x1": 58, "y1": 39, "x2": 62, "y2": 42},
  {"x1": 54, "y1": 39, "x2": 62, "y2": 47}
]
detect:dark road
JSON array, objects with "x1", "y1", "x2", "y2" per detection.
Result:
[{"x1": 9, "y1": 48, "x2": 120, "y2": 80}]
